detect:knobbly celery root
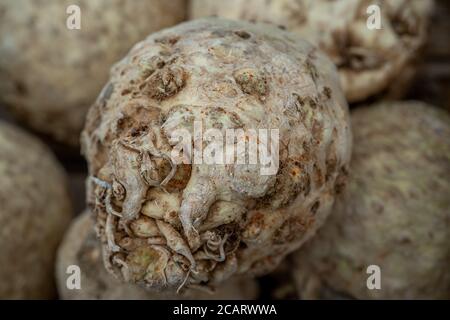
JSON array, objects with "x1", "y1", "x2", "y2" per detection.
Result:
[
  {"x1": 0, "y1": 0, "x2": 186, "y2": 145},
  {"x1": 190, "y1": 0, "x2": 433, "y2": 103},
  {"x1": 57, "y1": 211, "x2": 258, "y2": 300},
  {"x1": 82, "y1": 18, "x2": 352, "y2": 293},
  {"x1": 292, "y1": 101, "x2": 450, "y2": 300},
  {"x1": 0, "y1": 121, "x2": 72, "y2": 299}
]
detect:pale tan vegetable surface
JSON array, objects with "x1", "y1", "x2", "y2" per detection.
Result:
[
  {"x1": 0, "y1": 121, "x2": 72, "y2": 299},
  {"x1": 0, "y1": 0, "x2": 187, "y2": 145},
  {"x1": 81, "y1": 18, "x2": 352, "y2": 293},
  {"x1": 190, "y1": 0, "x2": 433, "y2": 103},
  {"x1": 57, "y1": 211, "x2": 259, "y2": 299},
  {"x1": 292, "y1": 101, "x2": 450, "y2": 299}
]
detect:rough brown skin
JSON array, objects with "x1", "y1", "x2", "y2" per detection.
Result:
[
  {"x1": 0, "y1": 121, "x2": 72, "y2": 299},
  {"x1": 292, "y1": 101, "x2": 450, "y2": 300},
  {"x1": 0, "y1": 0, "x2": 187, "y2": 145},
  {"x1": 190, "y1": 0, "x2": 433, "y2": 103},
  {"x1": 82, "y1": 18, "x2": 352, "y2": 293},
  {"x1": 56, "y1": 211, "x2": 259, "y2": 300}
]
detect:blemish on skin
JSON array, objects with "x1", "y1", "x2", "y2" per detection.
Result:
[
  {"x1": 234, "y1": 30, "x2": 251, "y2": 39},
  {"x1": 121, "y1": 89, "x2": 131, "y2": 96},
  {"x1": 154, "y1": 35, "x2": 180, "y2": 46}
]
